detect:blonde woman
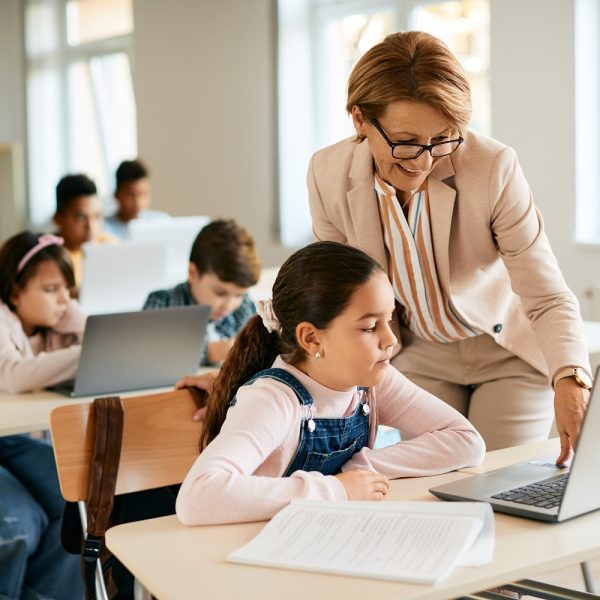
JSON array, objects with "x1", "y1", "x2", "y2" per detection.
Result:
[{"x1": 308, "y1": 31, "x2": 591, "y2": 461}]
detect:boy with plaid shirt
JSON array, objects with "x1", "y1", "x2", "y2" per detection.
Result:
[{"x1": 144, "y1": 219, "x2": 260, "y2": 366}]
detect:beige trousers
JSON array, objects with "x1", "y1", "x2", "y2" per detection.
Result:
[{"x1": 392, "y1": 330, "x2": 554, "y2": 451}]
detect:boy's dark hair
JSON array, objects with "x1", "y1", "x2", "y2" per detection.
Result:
[
  {"x1": 56, "y1": 174, "x2": 97, "y2": 214},
  {"x1": 189, "y1": 219, "x2": 260, "y2": 288},
  {"x1": 115, "y1": 159, "x2": 149, "y2": 189},
  {"x1": 0, "y1": 231, "x2": 75, "y2": 310},
  {"x1": 199, "y1": 241, "x2": 384, "y2": 451}
]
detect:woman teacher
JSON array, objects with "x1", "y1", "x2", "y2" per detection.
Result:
[{"x1": 307, "y1": 31, "x2": 591, "y2": 461}]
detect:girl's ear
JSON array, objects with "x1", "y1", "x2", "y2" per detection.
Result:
[
  {"x1": 351, "y1": 105, "x2": 368, "y2": 139},
  {"x1": 295, "y1": 321, "x2": 322, "y2": 356},
  {"x1": 9, "y1": 284, "x2": 22, "y2": 309}
]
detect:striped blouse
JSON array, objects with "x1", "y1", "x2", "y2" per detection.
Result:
[{"x1": 374, "y1": 174, "x2": 478, "y2": 342}]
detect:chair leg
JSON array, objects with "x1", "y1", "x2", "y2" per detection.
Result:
[
  {"x1": 95, "y1": 559, "x2": 109, "y2": 600},
  {"x1": 78, "y1": 501, "x2": 109, "y2": 600},
  {"x1": 134, "y1": 577, "x2": 152, "y2": 600},
  {"x1": 581, "y1": 561, "x2": 596, "y2": 594}
]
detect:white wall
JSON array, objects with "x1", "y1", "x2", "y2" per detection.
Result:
[
  {"x1": 0, "y1": 0, "x2": 24, "y2": 144},
  {"x1": 133, "y1": 0, "x2": 289, "y2": 267},
  {"x1": 490, "y1": 0, "x2": 600, "y2": 316},
  {"x1": 0, "y1": 0, "x2": 27, "y2": 239}
]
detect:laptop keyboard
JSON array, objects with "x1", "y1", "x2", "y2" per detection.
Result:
[{"x1": 491, "y1": 473, "x2": 569, "y2": 509}]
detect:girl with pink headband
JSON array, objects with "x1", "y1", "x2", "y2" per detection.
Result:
[
  {"x1": 0, "y1": 231, "x2": 86, "y2": 597},
  {"x1": 0, "y1": 230, "x2": 86, "y2": 393}
]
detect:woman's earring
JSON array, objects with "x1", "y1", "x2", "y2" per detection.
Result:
[{"x1": 315, "y1": 352, "x2": 321, "y2": 360}]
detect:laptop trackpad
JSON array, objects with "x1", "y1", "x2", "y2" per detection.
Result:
[{"x1": 488, "y1": 455, "x2": 567, "y2": 487}]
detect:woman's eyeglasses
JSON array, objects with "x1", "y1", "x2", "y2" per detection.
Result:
[{"x1": 369, "y1": 118, "x2": 463, "y2": 160}]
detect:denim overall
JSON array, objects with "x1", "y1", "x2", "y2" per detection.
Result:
[{"x1": 231, "y1": 368, "x2": 370, "y2": 476}]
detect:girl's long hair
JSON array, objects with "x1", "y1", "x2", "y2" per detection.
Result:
[{"x1": 198, "y1": 241, "x2": 384, "y2": 451}]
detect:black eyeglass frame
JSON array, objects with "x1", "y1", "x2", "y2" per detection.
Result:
[{"x1": 368, "y1": 117, "x2": 464, "y2": 159}]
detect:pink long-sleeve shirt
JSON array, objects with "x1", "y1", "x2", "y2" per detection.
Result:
[
  {"x1": 176, "y1": 356, "x2": 485, "y2": 525},
  {"x1": 0, "y1": 300, "x2": 85, "y2": 393}
]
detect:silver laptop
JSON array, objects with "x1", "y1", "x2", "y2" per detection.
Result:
[
  {"x1": 79, "y1": 242, "x2": 167, "y2": 315},
  {"x1": 128, "y1": 215, "x2": 210, "y2": 286},
  {"x1": 430, "y1": 367, "x2": 600, "y2": 522},
  {"x1": 49, "y1": 305, "x2": 211, "y2": 397}
]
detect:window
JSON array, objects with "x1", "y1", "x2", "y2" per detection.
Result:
[
  {"x1": 575, "y1": 0, "x2": 600, "y2": 243},
  {"x1": 25, "y1": 0, "x2": 136, "y2": 225},
  {"x1": 277, "y1": 0, "x2": 490, "y2": 247}
]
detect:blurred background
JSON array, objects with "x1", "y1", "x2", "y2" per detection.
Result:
[{"x1": 1, "y1": 0, "x2": 599, "y2": 316}]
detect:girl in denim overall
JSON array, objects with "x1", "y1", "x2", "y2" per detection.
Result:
[{"x1": 177, "y1": 241, "x2": 485, "y2": 526}]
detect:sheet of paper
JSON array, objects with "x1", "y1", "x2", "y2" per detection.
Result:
[{"x1": 228, "y1": 501, "x2": 494, "y2": 584}]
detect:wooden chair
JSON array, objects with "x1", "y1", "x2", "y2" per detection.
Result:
[{"x1": 50, "y1": 388, "x2": 203, "y2": 600}]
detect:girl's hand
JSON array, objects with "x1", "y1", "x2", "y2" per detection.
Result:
[
  {"x1": 175, "y1": 372, "x2": 218, "y2": 422},
  {"x1": 174, "y1": 372, "x2": 218, "y2": 392},
  {"x1": 334, "y1": 470, "x2": 389, "y2": 500}
]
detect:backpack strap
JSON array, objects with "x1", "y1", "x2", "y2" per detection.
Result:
[{"x1": 82, "y1": 396, "x2": 124, "y2": 599}]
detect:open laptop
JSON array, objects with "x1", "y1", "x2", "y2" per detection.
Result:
[
  {"x1": 49, "y1": 305, "x2": 211, "y2": 397},
  {"x1": 128, "y1": 215, "x2": 210, "y2": 285},
  {"x1": 79, "y1": 242, "x2": 167, "y2": 315},
  {"x1": 430, "y1": 367, "x2": 600, "y2": 522}
]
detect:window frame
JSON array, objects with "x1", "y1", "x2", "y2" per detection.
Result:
[
  {"x1": 24, "y1": 0, "x2": 135, "y2": 226},
  {"x1": 277, "y1": 0, "x2": 491, "y2": 248}
]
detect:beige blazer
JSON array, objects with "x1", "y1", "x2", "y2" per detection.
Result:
[{"x1": 307, "y1": 129, "x2": 590, "y2": 379}]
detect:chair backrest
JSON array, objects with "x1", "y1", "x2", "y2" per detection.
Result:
[{"x1": 50, "y1": 389, "x2": 202, "y2": 502}]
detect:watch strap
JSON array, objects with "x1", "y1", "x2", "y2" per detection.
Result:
[{"x1": 552, "y1": 366, "x2": 592, "y2": 389}]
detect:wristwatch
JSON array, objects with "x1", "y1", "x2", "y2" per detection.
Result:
[{"x1": 552, "y1": 366, "x2": 593, "y2": 390}]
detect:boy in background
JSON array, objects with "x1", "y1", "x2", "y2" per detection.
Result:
[
  {"x1": 104, "y1": 158, "x2": 169, "y2": 239},
  {"x1": 53, "y1": 173, "x2": 116, "y2": 290},
  {"x1": 143, "y1": 219, "x2": 260, "y2": 366}
]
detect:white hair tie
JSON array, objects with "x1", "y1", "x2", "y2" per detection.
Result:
[{"x1": 256, "y1": 299, "x2": 281, "y2": 334}]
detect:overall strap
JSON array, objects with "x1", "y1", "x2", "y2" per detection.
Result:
[
  {"x1": 243, "y1": 368, "x2": 313, "y2": 406},
  {"x1": 83, "y1": 396, "x2": 124, "y2": 599}
]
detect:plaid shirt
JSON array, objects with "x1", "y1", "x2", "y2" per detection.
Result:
[{"x1": 143, "y1": 281, "x2": 256, "y2": 366}]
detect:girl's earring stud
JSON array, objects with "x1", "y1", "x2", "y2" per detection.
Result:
[{"x1": 315, "y1": 352, "x2": 321, "y2": 360}]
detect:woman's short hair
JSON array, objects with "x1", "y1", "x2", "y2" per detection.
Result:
[{"x1": 346, "y1": 31, "x2": 472, "y2": 136}]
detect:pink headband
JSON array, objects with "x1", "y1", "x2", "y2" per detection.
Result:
[{"x1": 17, "y1": 234, "x2": 65, "y2": 274}]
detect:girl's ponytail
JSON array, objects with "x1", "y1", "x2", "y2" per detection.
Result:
[{"x1": 199, "y1": 315, "x2": 280, "y2": 450}]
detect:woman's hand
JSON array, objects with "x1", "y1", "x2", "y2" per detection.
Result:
[
  {"x1": 334, "y1": 470, "x2": 389, "y2": 500},
  {"x1": 554, "y1": 378, "x2": 590, "y2": 464},
  {"x1": 175, "y1": 371, "x2": 218, "y2": 422}
]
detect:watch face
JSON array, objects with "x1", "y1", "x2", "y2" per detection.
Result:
[{"x1": 575, "y1": 368, "x2": 593, "y2": 389}]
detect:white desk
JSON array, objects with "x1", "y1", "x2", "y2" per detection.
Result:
[
  {"x1": 0, "y1": 384, "x2": 189, "y2": 437},
  {"x1": 458, "y1": 437, "x2": 560, "y2": 474},
  {"x1": 0, "y1": 389, "x2": 91, "y2": 437},
  {"x1": 106, "y1": 441, "x2": 600, "y2": 600},
  {"x1": 0, "y1": 367, "x2": 216, "y2": 437}
]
